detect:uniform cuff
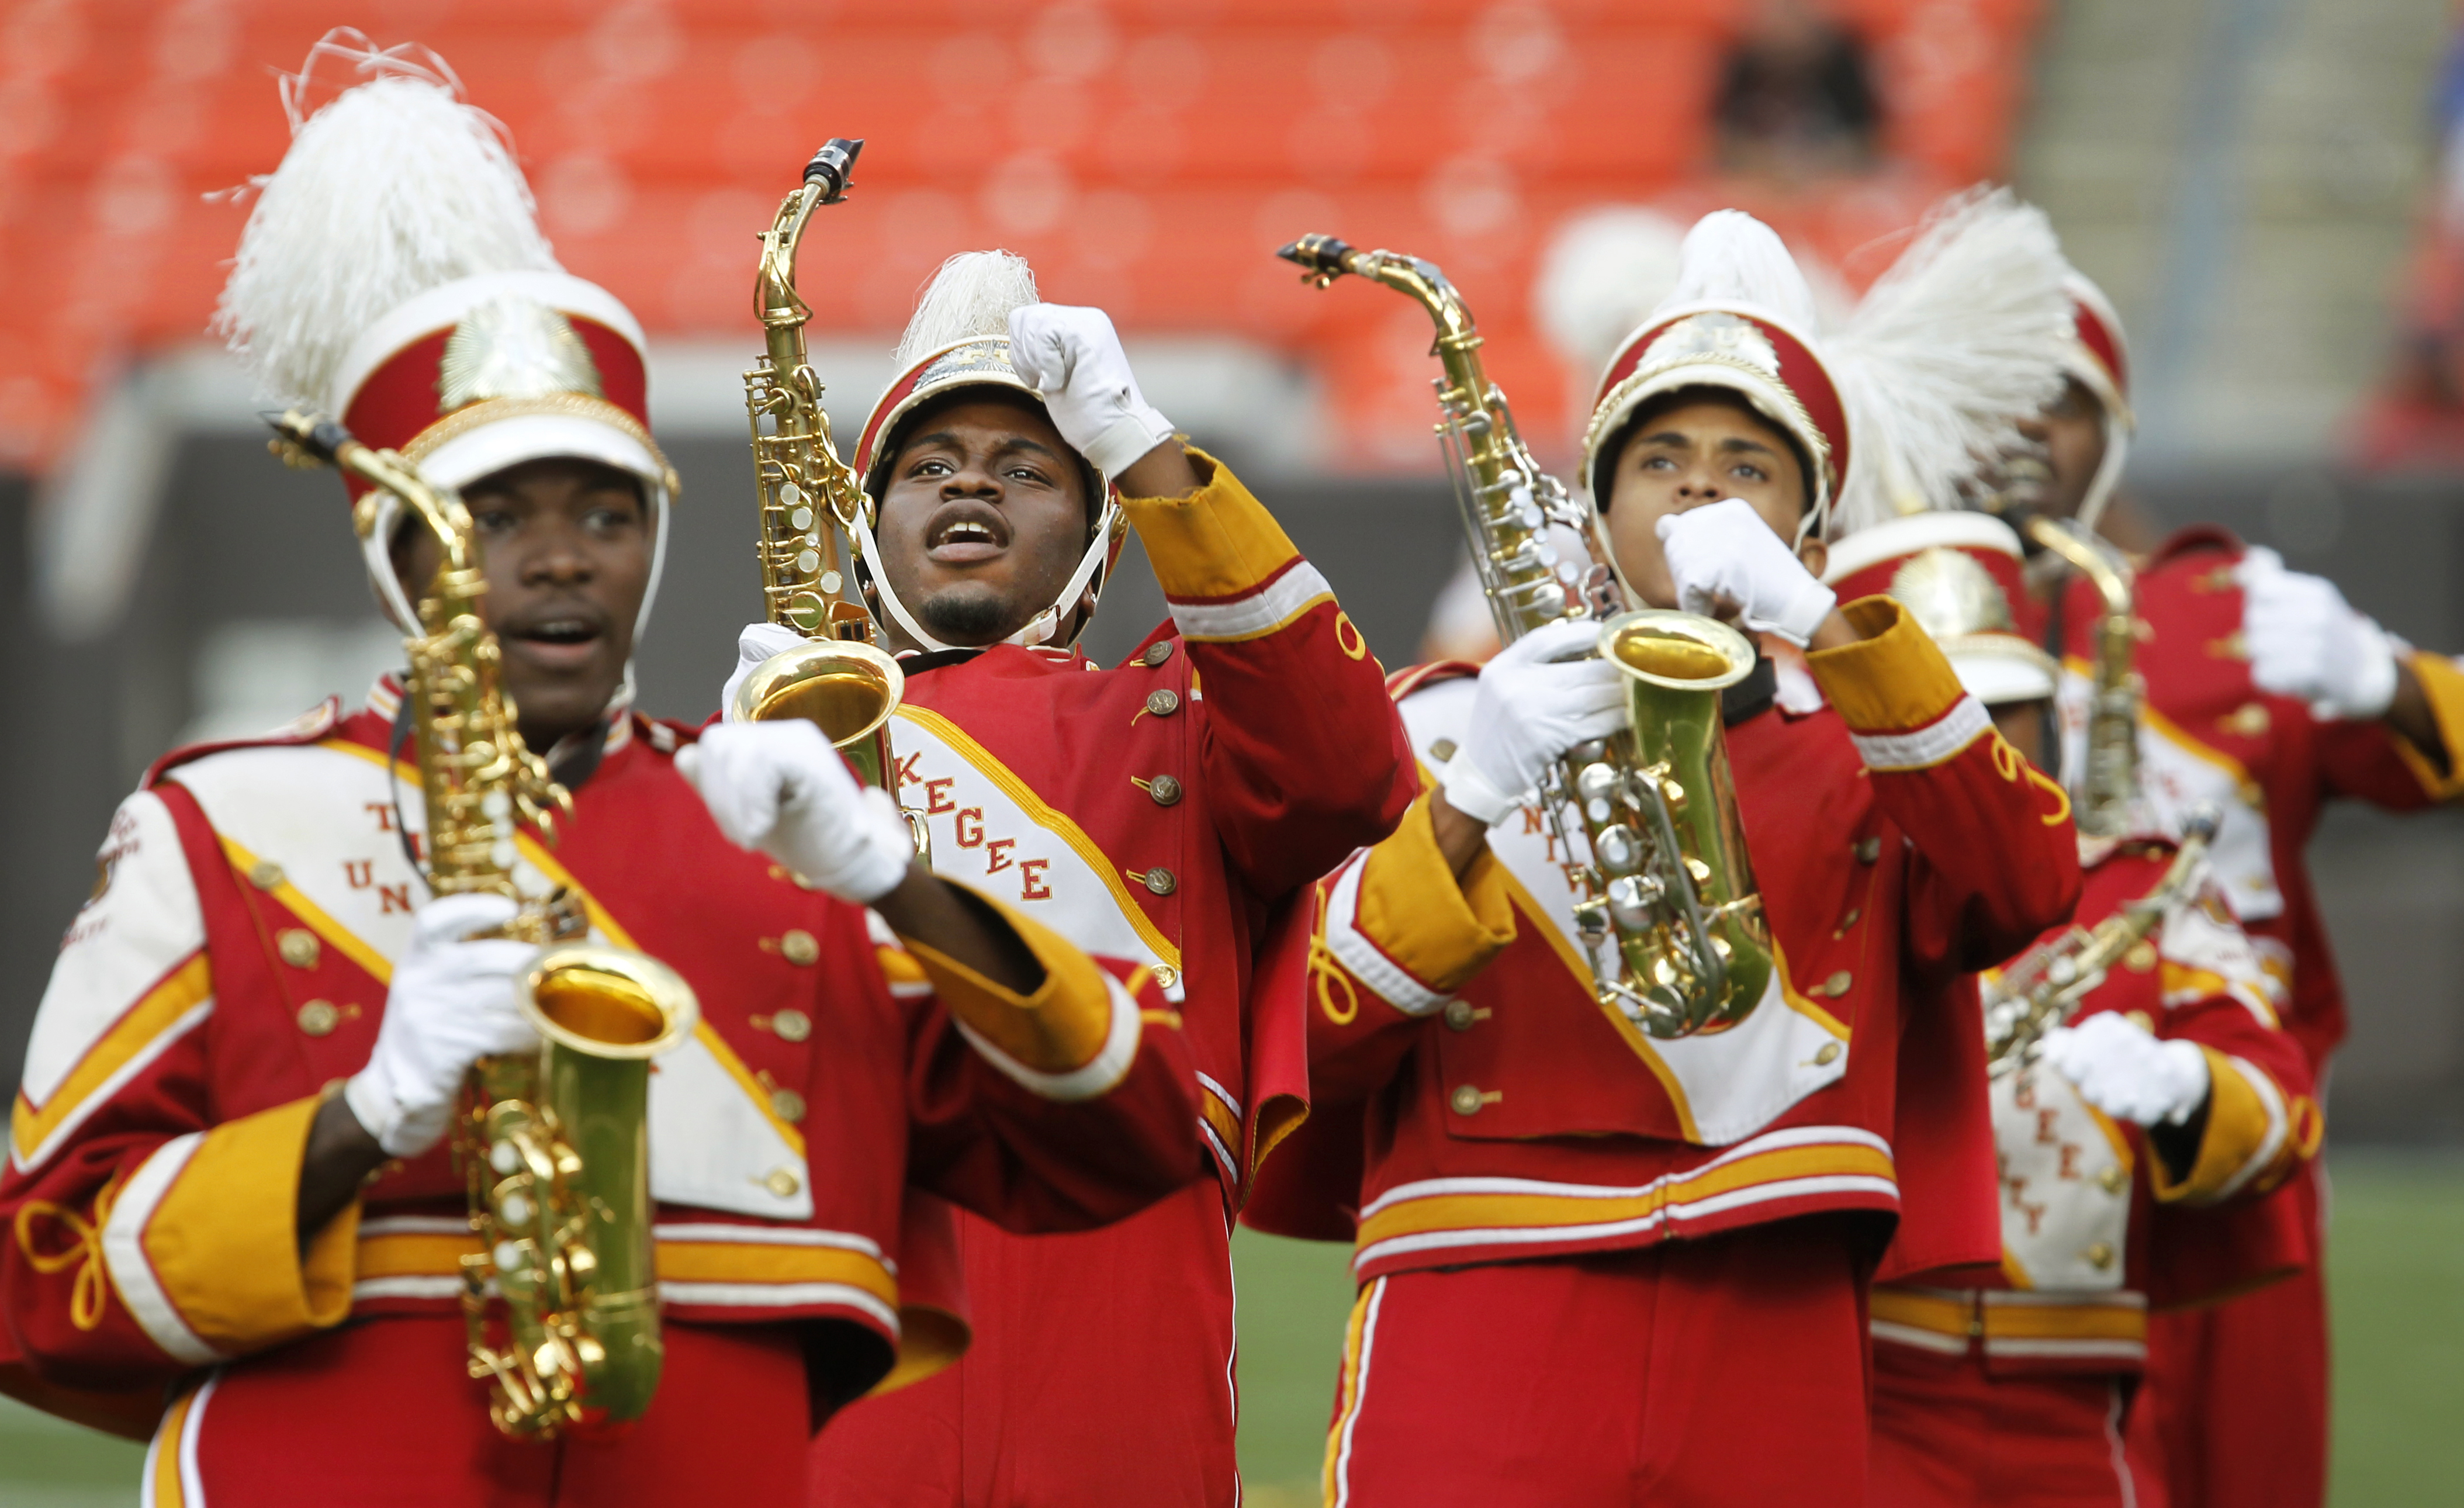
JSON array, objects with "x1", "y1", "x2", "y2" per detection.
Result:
[
  {"x1": 112, "y1": 1095, "x2": 360, "y2": 1360},
  {"x1": 1358, "y1": 795, "x2": 1519, "y2": 994},
  {"x1": 2394, "y1": 652, "x2": 2464, "y2": 800},
  {"x1": 1806, "y1": 597, "x2": 1971, "y2": 734},
  {"x1": 906, "y1": 891, "x2": 1140, "y2": 1099},
  {"x1": 1118, "y1": 448, "x2": 1307, "y2": 603},
  {"x1": 2151, "y1": 1049, "x2": 2302, "y2": 1205}
]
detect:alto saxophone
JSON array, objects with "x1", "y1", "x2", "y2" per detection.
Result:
[
  {"x1": 1280, "y1": 235, "x2": 1773, "y2": 1040},
  {"x1": 1984, "y1": 807, "x2": 2220, "y2": 1071},
  {"x1": 729, "y1": 139, "x2": 925, "y2": 850},
  {"x1": 267, "y1": 410, "x2": 698, "y2": 1440},
  {"x1": 2026, "y1": 516, "x2": 2140, "y2": 838}
]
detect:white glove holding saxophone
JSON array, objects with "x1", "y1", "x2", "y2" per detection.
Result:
[
  {"x1": 2237, "y1": 547, "x2": 2399, "y2": 721},
  {"x1": 718, "y1": 621, "x2": 808, "y2": 722},
  {"x1": 345, "y1": 893, "x2": 540, "y2": 1158},
  {"x1": 1656, "y1": 497, "x2": 1837, "y2": 648},
  {"x1": 1439, "y1": 618, "x2": 1632, "y2": 826},
  {"x1": 679, "y1": 721, "x2": 915, "y2": 904},
  {"x1": 2039, "y1": 1011, "x2": 2212, "y2": 1127},
  {"x1": 1007, "y1": 303, "x2": 1175, "y2": 478}
]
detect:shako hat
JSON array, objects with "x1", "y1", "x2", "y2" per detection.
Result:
[{"x1": 1825, "y1": 511, "x2": 2055, "y2": 705}]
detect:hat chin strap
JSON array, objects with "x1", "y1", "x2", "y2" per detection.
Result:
[
  {"x1": 2072, "y1": 415, "x2": 2131, "y2": 533},
  {"x1": 852, "y1": 499, "x2": 1120, "y2": 656}
]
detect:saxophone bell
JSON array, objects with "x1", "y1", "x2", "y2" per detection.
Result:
[{"x1": 728, "y1": 635, "x2": 908, "y2": 791}]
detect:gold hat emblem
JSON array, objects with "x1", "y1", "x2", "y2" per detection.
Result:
[
  {"x1": 1889, "y1": 547, "x2": 2016, "y2": 641},
  {"x1": 1638, "y1": 310, "x2": 1783, "y2": 379},
  {"x1": 438, "y1": 295, "x2": 605, "y2": 414}
]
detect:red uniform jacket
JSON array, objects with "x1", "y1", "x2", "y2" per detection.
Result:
[
  {"x1": 2056, "y1": 525, "x2": 2464, "y2": 1070},
  {"x1": 1873, "y1": 838, "x2": 2321, "y2": 1378},
  {"x1": 886, "y1": 449, "x2": 1415, "y2": 1195},
  {"x1": 1247, "y1": 599, "x2": 2081, "y2": 1283},
  {"x1": 0, "y1": 690, "x2": 1198, "y2": 1434}
]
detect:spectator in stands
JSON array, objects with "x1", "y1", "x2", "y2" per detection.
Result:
[{"x1": 1715, "y1": 0, "x2": 1882, "y2": 181}]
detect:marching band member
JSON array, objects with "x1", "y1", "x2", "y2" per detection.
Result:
[
  {"x1": 0, "y1": 45, "x2": 1198, "y2": 1505},
  {"x1": 1825, "y1": 519, "x2": 2320, "y2": 1508},
  {"x1": 712, "y1": 253, "x2": 1412, "y2": 1503},
  {"x1": 2014, "y1": 273, "x2": 2464, "y2": 1508},
  {"x1": 1252, "y1": 206, "x2": 2081, "y2": 1503}
]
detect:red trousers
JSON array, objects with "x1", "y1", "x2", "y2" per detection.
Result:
[
  {"x1": 1322, "y1": 1219, "x2": 1871, "y2": 1507},
  {"x1": 811, "y1": 1178, "x2": 1238, "y2": 1507},
  {"x1": 2129, "y1": 1255, "x2": 2328, "y2": 1508},
  {"x1": 1870, "y1": 1344, "x2": 2160, "y2": 1508},
  {"x1": 150, "y1": 1314, "x2": 809, "y2": 1506}
]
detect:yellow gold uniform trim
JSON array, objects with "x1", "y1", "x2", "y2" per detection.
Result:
[
  {"x1": 2396, "y1": 651, "x2": 2464, "y2": 801},
  {"x1": 1116, "y1": 447, "x2": 1303, "y2": 601},
  {"x1": 1808, "y1": 598, "x2": 1970, "y2": 733},
  {"x1": 906, "y1": 894, "x2": 1113, "y2": 1075},
  {"x1": 218, "y1": 832, "x2": 394, "y2": 984},
  {"x1": 1354, "y1": 793, "x2": 1518, "y2": 992},
  {"x1": 1870, "y1": 1285, "x2": 2148, "y2": 1348},
  {"x1": 11, "y1": 953, "x2": 213, "y2": 1165},
  {"x1": 354, "y1": 1227, "x2": 901, "y2": 1309}
]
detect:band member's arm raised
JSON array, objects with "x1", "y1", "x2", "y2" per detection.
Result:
[{"x1": 1807, "y1": 596, "x2": 2083, "y2": 971}]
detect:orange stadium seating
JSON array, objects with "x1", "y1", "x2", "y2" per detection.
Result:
[{"x1": 0, "y1": 0, "x2": 2042, "y2": 472}]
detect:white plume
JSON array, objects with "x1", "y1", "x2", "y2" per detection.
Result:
[
  {"x1": 894, "y1": 251, "x2": 1040, "y2": 366},
  {"x1": 1653, "y1": 210, "x2": 1823, "y2": 334},
  {"x1": 1826, "y1": 186, "x2": 2072, "y2": 537},
  {"x1": 1534, "y1": 207, "x2": 1688, "y2": 386},
  {"x1": 212, "y1": 30, "x2": 558, "y2": 409}
]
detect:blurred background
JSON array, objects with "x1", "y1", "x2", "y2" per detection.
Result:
[{"x1": 2, "y1": 0, "x2": 2462, "y2": 1502}]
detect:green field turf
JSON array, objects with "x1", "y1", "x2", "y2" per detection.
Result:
[{"x1": 3, "y1": 1151, "x2": 2459, "y2": 1505}]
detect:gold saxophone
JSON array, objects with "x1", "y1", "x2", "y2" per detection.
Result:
[
  {"x1": 267, "y1": 410, "x2": 698, "y2": 1440},
  {"x1": 1983, "y1": 807, "x2": 2219, "y2": 1071},
  {"x1": 2026, "y1": 516, "x2": 2140, "y2": 838},
  {"x1": 730, "y1": 139, "x2": 923, "y2": 853},
  {"x1": 1280, "y1": 236, "x2": 1772, "y2": 1040}
]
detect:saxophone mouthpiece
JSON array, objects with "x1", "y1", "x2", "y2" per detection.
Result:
[
  {"x1": 261, "y1": 408, "x2": 352, "y2": 469},
  {"x1": 806, "y1": 139, "x2": 864, "y2": 203},
  {"x1": 2179, "y1": 804, "x2": 2221, "y2": 843},
  {"x1": 1278, "y1": 233, "x2": 1355, "y2": 289}
]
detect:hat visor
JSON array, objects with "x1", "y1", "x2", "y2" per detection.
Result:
[
  {"x1": 413, "y1": 411, "x2": 666, "y2": 496},
  {"x1": 1945, "y1": 638, "x2": 2057, "y2": 706}
]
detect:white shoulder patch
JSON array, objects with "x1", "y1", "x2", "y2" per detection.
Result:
[
  {"x1": 22, "y1": 790, "x2": 207, "y2": 1111},
  {"x1": 649, "y1": 1033, "x2": 815, "y2": 1221},
  {"x1": 1993, "y1": 1063, "x2": 2132, "y2": 1291}
]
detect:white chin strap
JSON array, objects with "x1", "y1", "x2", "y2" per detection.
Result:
[
  {"x1": 2072, "y1": 414, "x2": 2131, "y2": 533},
  {"x1": 852, "y1": 497, "x2": 1121, "y2": 656}
]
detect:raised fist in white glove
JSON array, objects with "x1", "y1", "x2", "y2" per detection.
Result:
[
  {"x1": 1440, "y1": 618, "x2": 1632, "y2": 825},
  {"x1": 1656, "y1": 497, "x2": 1836, "y2": 648},
  {"x1": 2039, "y1": 1011, "x2": 2211, "y2": 1127},
  {"x1": 345, "y1": 893, "x2": 539, "y2": 1158},
  {"x1": 679, "y1": 721, "x2": 915, "y2": 904},
  {"x1": 1008, "y1": 303, "x2": 1175, "y2": 479},
  {"x1": 2237, "y1": 547, "x2": 2398, "y2": 721},
  {"x1": 719, "y1": 621, "x2": 808, "y2": 722}
]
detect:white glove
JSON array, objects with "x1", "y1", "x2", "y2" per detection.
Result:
[
  {"x1": 2039, "y1": 1012, "x2": 2212, "y2": 1127},
  {"x1": 2237, "y1": 547, "x2": 2399, "y2": 721},
  {"x1": 1007, "y1": 303, "x2": 1175, "y2": 478},
  {"x1": 1655, "y1": 497, "x2": 1836, "y2": 648},
  {"x1": 719, "y1": 621, "x2": 809, "y2": 722},
  {"x1": 1439, "y1": 618, "x2": 1632, "y2": 825},
  {"x1": 678, "y1": 721, "x2": 915, "y2": 904},
  {"x1": 345, "y1": 894, "x2": 540, "y2": 1159}
]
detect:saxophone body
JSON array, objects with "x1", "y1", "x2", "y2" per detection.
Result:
[
  {"x1": 268, "y1": 411, "x2": 698, "y2": 1440},
  {"x1": 1982, "y1": 808, "x2": 2217, "y2": 1072},
  {"x1": 2025, "y1": 516, "x2": 2140, "y2": 838},
  {"x1": 1279, "y1": 236, "x2": 1771, "y2": 1040},
  {"x1": 731, "y1": 140, "x2": 917, "y2": 819}
]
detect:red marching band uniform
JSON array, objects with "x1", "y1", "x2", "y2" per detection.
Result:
[
  {"x1": 1, "y1": 57, "x2": 1199, "y2": 1508},
  {"x1": 1247, "y1": 222, "x2": 2081, "y2": 1503},
  {"x1": 2040, "y1": 280, "x2": 2464, "y2": 1508},
  {"x1": 803, "y1": 262, "x2": 1414, "y2": 1505},
  {"x1": 1826, "y1": 515, "x2": 2322, "y2": 1508}
]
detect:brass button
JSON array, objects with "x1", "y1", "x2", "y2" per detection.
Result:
[
  {"x1": 276, "y1": 929, "x2": 321, "y2": 969},
  {"x1": 1151, "y1": 964, "x2": 1179, "y2": 990},
  {"x1": 1814, "y1": 970, "x2": 1852, "y2": 998},
  {"x1": 1814, "y1": 1041, "x2": 1842, "y2": 1066},
  {"x1": 2123, "y1": 941, "x2": 2157, "y2": 973},
  {"x1": 769, "y1": 1008, "x2": 812, "y2": 1043},
  {"x1": 1428, "y1": 738, "x2": 1459, "y2": 764},
  {"x1": 770, "y1": 1088, "x2": 807, "y2": 1125},
  {"x1": 1833, "y1": 908, "x2": 1859, "y2": 937},
  {"x1": 2124, "y1": 1010, "x2": 2155, "y2": 1033},
  {"x1": 1146, "y1": 774, "x2": 1184, "y2": 807},
  {"x1": 250, "y1": 860, "x2": 286, "y2": 891},
  {"x1": 2084, "y1": 1241, "x2": 2115, "y2": 1270},
  {"x1": 1449, "y1": 1084, "x2": 1485, "y2": 1116},
  {"x1": 1139, "y1": 868, "x2": 1178, "y2": 897},
  {"x1": 296, "y1": 1000, "x2": 340, "y2": 1037},
  {"x1": 1143, "y1": 641, "x2": 1175, "y2": 667},
  {"x1": 2098, "y1": 1165, "x2": 2129, "y2": 1194},
  {"x1": 763, "y1": 1168, "x2": 802, "y2": 1198},
  {"x1": 1853, "y1": 837, "x2": 1880, "y2": 864},
  {"x1": 780, "y1": 929, "x2": 819, "y2": 966},
  {"x1": 1443, "y1": 999, "x2": 1477, "y2": 1032},
  {"x1": 1145, "y1": 689, "x2": 1181, "y2": 717}
]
